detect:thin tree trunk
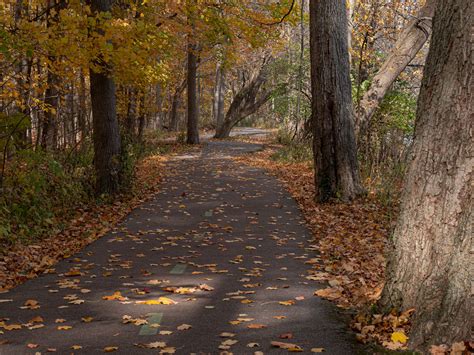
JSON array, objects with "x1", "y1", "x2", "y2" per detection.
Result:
[
  {"x1": 78, "y1": 68, "x2": 87, "y2": 143},
  {"x1": 169, "y1": 91, "x2": 180, "y2": 131},
  {"x1": 213, "y1": 62, "x2": 225, "y2": 130},
  {"x1": 186, "y1": 41, "x2": 199, "y2": 144},
  {"x1": 380, "y1": 0, "x2": 473, "y2": 350},
  {"x1": 294, "y1": 0, "x2": 305, "y2": 138},
  {"x1": 137, "y1": 93, "x2": 146, "y2": 140},
  {"x1": 357, "y1": 0, "x2": 437, "y2": 131},
  {"x1": 309, "y1": 0, "x2": 362, "y2": 202},
  {"x1": 89, "y1": 0, "x2": 122, "y2": 194},
  {"x1": 125, "y1": 87, "x2": 137, "y2": 138},
  {"x1": 41, "y1": 70, "x2": 59, "y2": 150}
]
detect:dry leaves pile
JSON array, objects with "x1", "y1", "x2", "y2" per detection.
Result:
[{"x1": 0, "y1": 143, "x2": 194, "y2": 291}]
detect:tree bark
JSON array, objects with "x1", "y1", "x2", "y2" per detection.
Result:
[
  {"x1": 186, "y1": 41, "x2": 200, "y2": 144},
  {"x1": 89, "y1": 0, "x2": 122, "y2": 194},
  {"x1": 41, "y1": 0, "x2": 65, "y2": 150},
  {"x1": 77, "y1": 68, "x2": 88, "y2": 143},
  {"x1": 380, "y1": 0, "x2": 473, "y2": 350},
  {"x1": 213, "y1": 62, "x2": 225, "y2": 130},
  {"x1": 41, "y1": 69, "x2": 59, "y2": 150},
  {"x1": 309, "y1": 0, "x2": 362, "y2": 202},
  {"x1": 356, "y1": 0, "x2": 437, "y2": 132},
  {"x1": 125, "y1": 87, "x2": 137, "y2": 138}
]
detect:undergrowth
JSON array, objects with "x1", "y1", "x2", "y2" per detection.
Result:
[{"x1": 0, "y1": 130, "x2": 168, "y2": 251}]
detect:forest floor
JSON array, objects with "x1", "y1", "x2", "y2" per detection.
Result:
[{"x1": 0, "y1": 137, "x2": 366, "y2": 354}]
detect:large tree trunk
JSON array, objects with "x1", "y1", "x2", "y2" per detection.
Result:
[
  {"x1": 380, "y1": 0, "x2": 473, "y2": 350},
  {"x1": 89, "y1": 0, "x2": 122, "y2": 194},
  {"x1": 186, "y1": 41, "x2": 200, "y2": 144},
  {"x1": 356, "y1": 0, "x2": 437, "y2": 132},
  {"x1": 214, "y1": 63, "x2": 273, "y2": 139},
  {"x1": 309, "y1": 0, "x2": 362, "y2": 202}
]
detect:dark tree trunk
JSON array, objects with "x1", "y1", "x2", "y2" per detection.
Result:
[
  {"x1": 125, "y1": 87, "x2": 137, "y2": 137},
  {"x1": 309, "y1": 0, "x2": 362, "y2": 202},
  {"x1": 186, "y1": 42, "x2": 200, "y2": 144},
  {"x1": 41, "y1": 0, "x2": 65, "y2": 151},
  {"x1": 169, "y1": 91, "x2": 180, "y2": 131},
  {"x1": 89, "y1": 0, "x2": 122, "y2": 194},
  {"x1": 41, "y1": 69, "x2": 59, "y2": 150},
  {"x1": 137, "y1": 93, "x2": 146, "y2": 140},
  {"x1": 380, "y1": 0, "x2": 473, "y2": 350}
]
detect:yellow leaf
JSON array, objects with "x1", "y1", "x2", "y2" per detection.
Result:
[
  {"x1": 136, "y1": 297, "x2": 177, "y2": 305},
  {"x1": 391, "y1": 331, "x2": 408, "y2": 344},
  {"x1": 102, "y1": 291, "x2": 126, "y2": 301},
  {"x1": 103, "y1": 346, "x2": 118, "y2": 352}
]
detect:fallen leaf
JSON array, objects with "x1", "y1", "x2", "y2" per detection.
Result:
[
  {"x1": 311, "y1": 348, "x2": 325, "y2": 353},
  {"x1": 177, "y1": 324, "x2": 192, "y2": 330},
  {"x1": 136, "y1": 297, "x2": 177, "y2": 305},
  {"x1": 57, "y1": 325, "x2": 72, "y2": 330},
  {"x1": 271, "y1": 341, "x2": 304, "y2": 352},
  {"x1": 220, "y1": 332, "x2": 236, "y2": 338},
  {"x1": 391, "y1": 331, "x2": 408, "y2": 344},
  {"x1": 102, "y1": 292, "x2": 126, "y2": 301},
  {"x1": 23, "y1": 299, "x2": 40, "y2": 309},
  {"x1": 247, "y1": 324, "x2": 267, "y2": 329},
  {"x1": 135, "y1": 342, "x2": 167, "y2": 349},
  {"x1": 103, "y1": 346, "x2": 118, "y2": 352}
]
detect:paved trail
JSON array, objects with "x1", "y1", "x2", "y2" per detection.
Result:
[{"x1": 0, "y1": 140, "x2": 361, "y2": 354}]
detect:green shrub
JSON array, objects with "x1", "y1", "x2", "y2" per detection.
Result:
[{"x1": 0, "y1": 149, "x2": 89, "y2": 247}]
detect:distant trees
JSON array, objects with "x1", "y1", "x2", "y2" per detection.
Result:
[
  {"x1": 309, "y1": 0, "x2": 362, "y2": 202},
  {"x1": 381, "y1": 0, "x2": 473, "y2": 349}
]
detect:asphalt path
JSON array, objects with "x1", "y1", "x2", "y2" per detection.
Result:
[{"x1": 0, "y1": 139, "x2": 361, "y2": 354}]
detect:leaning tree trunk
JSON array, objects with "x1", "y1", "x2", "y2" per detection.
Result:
[
  {"x1": 356, "y1": 0, "x2": 437, "y2": 132},
  {"x1": 309, "y1": 0, "x2": 362, "y2": 202},
  {"x1": 89, "y1": 0, "x2": 122, "y2": 194},
  {"x1": 380, "y1": 0, "x2": 473, "y2": 350},
  {"x1": 214, "y1": 63, "x2": 273, "y2": 139},
  {"x1": 186, "y1": 41, "x2": 199, "y2": 144}
]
